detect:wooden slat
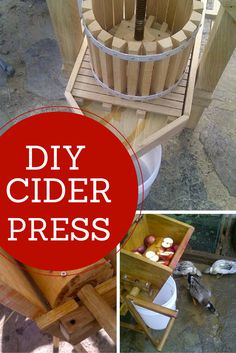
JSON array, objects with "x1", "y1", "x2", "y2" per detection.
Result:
[
  {"x1": 125, "y1": 0, "x2": 135, "y2": 19},
  {"x1": 112, "y1": 37, "x2": 127, "y2": 93},
  {"x1": 83, "y1": 9, "x2": 95, "y2": 26},
  {"x1": 172, "y1": 0, "x2": 191, "y2": 33},
  {"x1": 166, "y1": 0, "x2": 177, "y2": 32},
  {"x1": 127, "y1": 41, "x2": 142, "y2": 95},
  {"x1": 72, "y1": 88, "x2": 182, "y2": 116},
  {"x1": 165, "y1": 31, "x2": 187, "y2": 88},
  {"x1": 97, "y1": 30, "x2": 114, "y2": 87},
  {"x1": 156, "y1": 0, "x2": 169, "y2": 23},
  {"x1": 74, "y1": 81, "x2": 184, "y2": 109},
  {"x1": 177, "y1": 21, "x2": 196, "y2": 80},
  {"x1": 92, "y1": 0, "x2": 114, "y2": 30},
  {"x1": 114, "y1": 0, "x2": 124, "y2": 24},
  {"x1": 151, "y1": 37, "x2": 173, "y2": 93},
  {"x1": 88, "y1": 21, "x2": 103, "y2": 79},
  {"x1": 139, "y1": 42, "x2": 156, "y2": 96}
]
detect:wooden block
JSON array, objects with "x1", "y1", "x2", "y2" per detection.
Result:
[
  {"x1": 25, "y1": 259, "x2": 114, "y2": 308},
  {"x1": 78, "y1": 284, "x2": 116, "y2": 342},
  {"x1": 36, "y1": 300, "x2": 79, "y2": 330},
  {"x1": 97, "y1": 30, "x2": 114, "y2": 87},
  {"x1": 127, "y1": 41, "x2": 142, "y2": 96},
  {"x1": 160, "y1": 22, "x2": 169, "y2": 32},
  {"x1": 112, "y1": 37, "x2": 127, "y2": 93},
  {"x1": 165, "y1": 30, "x2": 187, "y2": 88},
  {"x1": 125, "y1": 0, "x2": 135, "y2": 20},
  {"x1": 0, "y1": 248, "x2": 48, "y2": 319},
  {"x1": 113, "y1": 0, "x2": 124, "y2": 25},
  {"x1": 151, "y1": 37, "x2": 173, "y2": 93},
  {"x1": 139, "y1": 42, "x2": 156, "y2": 96}
]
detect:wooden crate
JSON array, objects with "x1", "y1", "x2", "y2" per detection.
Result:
[
  {"x1": 121, "y1": 214, "x2": 194, "y2": 290},
  {"x1": 65, "y1": 1, "x2": 206, "y2": 157}
]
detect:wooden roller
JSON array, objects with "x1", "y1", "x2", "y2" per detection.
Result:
[
  {"x1": 25, "y1": 259, "x2": 114, "y2": 308},
  {"x1": 78, "y1": 283, "x2": 116, "y2": 342},
  {"x1": 0, "y1": 248, "x2": 48, "y2": 319}
]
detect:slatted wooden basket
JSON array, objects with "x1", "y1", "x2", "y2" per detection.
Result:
[{"x1": 81, "y1": 0, "x2": 203, "y2": 100}]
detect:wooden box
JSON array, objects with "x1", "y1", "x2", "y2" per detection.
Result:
[{"x1": 120, "y1": 214, "x2": 194, "y2": 290}]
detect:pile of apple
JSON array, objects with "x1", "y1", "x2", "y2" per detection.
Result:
[{"x1": 132, "y1": 235, "x2": 178, "y2": 266}]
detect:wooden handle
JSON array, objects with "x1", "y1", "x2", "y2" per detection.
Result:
[
  {"x1": 130, "y1": 296, "x2": 178, "y2": 318},
  {"x1": 78, "y1": 284, "x2": 116, "y2": 342}
]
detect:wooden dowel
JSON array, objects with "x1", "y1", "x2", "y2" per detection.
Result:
[
  {"x1": 78, "y1": 284, "x2": 116, "y2": 342},
  {"x1": 130, "y1": 296, "x2": 178, "y2": 318}
]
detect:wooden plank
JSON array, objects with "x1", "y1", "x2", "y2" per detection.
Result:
[
  {"x1": 97, "y1": 30, "x2": 114, "y2": 87},
  {"x1": 127, "y1": 41, "x2": 142, "y2": 95},
  {"x1": 83, "y1": 10, "x2": 95, "y2": 25},
  {"x1": 151, "y1": 37, "x2": 173, "y2": 93},
  {"x1": 82, "y1": 0, "x2": 92, "y2": 13},
  {"x1": 25, "y1": 259, "x2": 113, "y2": 308},
  {"x1": 78, "y1": 284, "x2": 116, "y2": 342},
  {"x1": 46, "y1": 0, "x2": 83, "y2": 74},
  {"x1": 193, "y1": 0, "x2": 204, "y2": 13},
  {"x1": 125, "y1": 0, "x2": 135, "y2": 19},
  {"x1": 139, "y1": 42, "x2": 156, "y2": 96},
  {"x1": 92, "y1": 0, "x2": 114, "y2": 29},
  {"x1": 112, "y1": 37, "x2": 127, "y2": 93},
  {"x1": 165, "y1": 31, "x2": 187, "y2": 88},
  {"x1": 114, "y1": 0, "x2": 124, "y2": 24},
  {"x1": 182, "y1": 249, "x2": 236, "y2": 265},
  {"x1": 0, "y1": 248, "x2": 48, "y2": 319},
  {"x1": 157, "y1": 317, "x2": 176, "y2": 351}
]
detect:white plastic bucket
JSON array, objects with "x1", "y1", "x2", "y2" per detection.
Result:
[
  {"x1": 134, "y1": 276, "x2": 177, "y2": 330},
  {"x1": 133, "y1": 145, "x2": 162, "y2": 204}
]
